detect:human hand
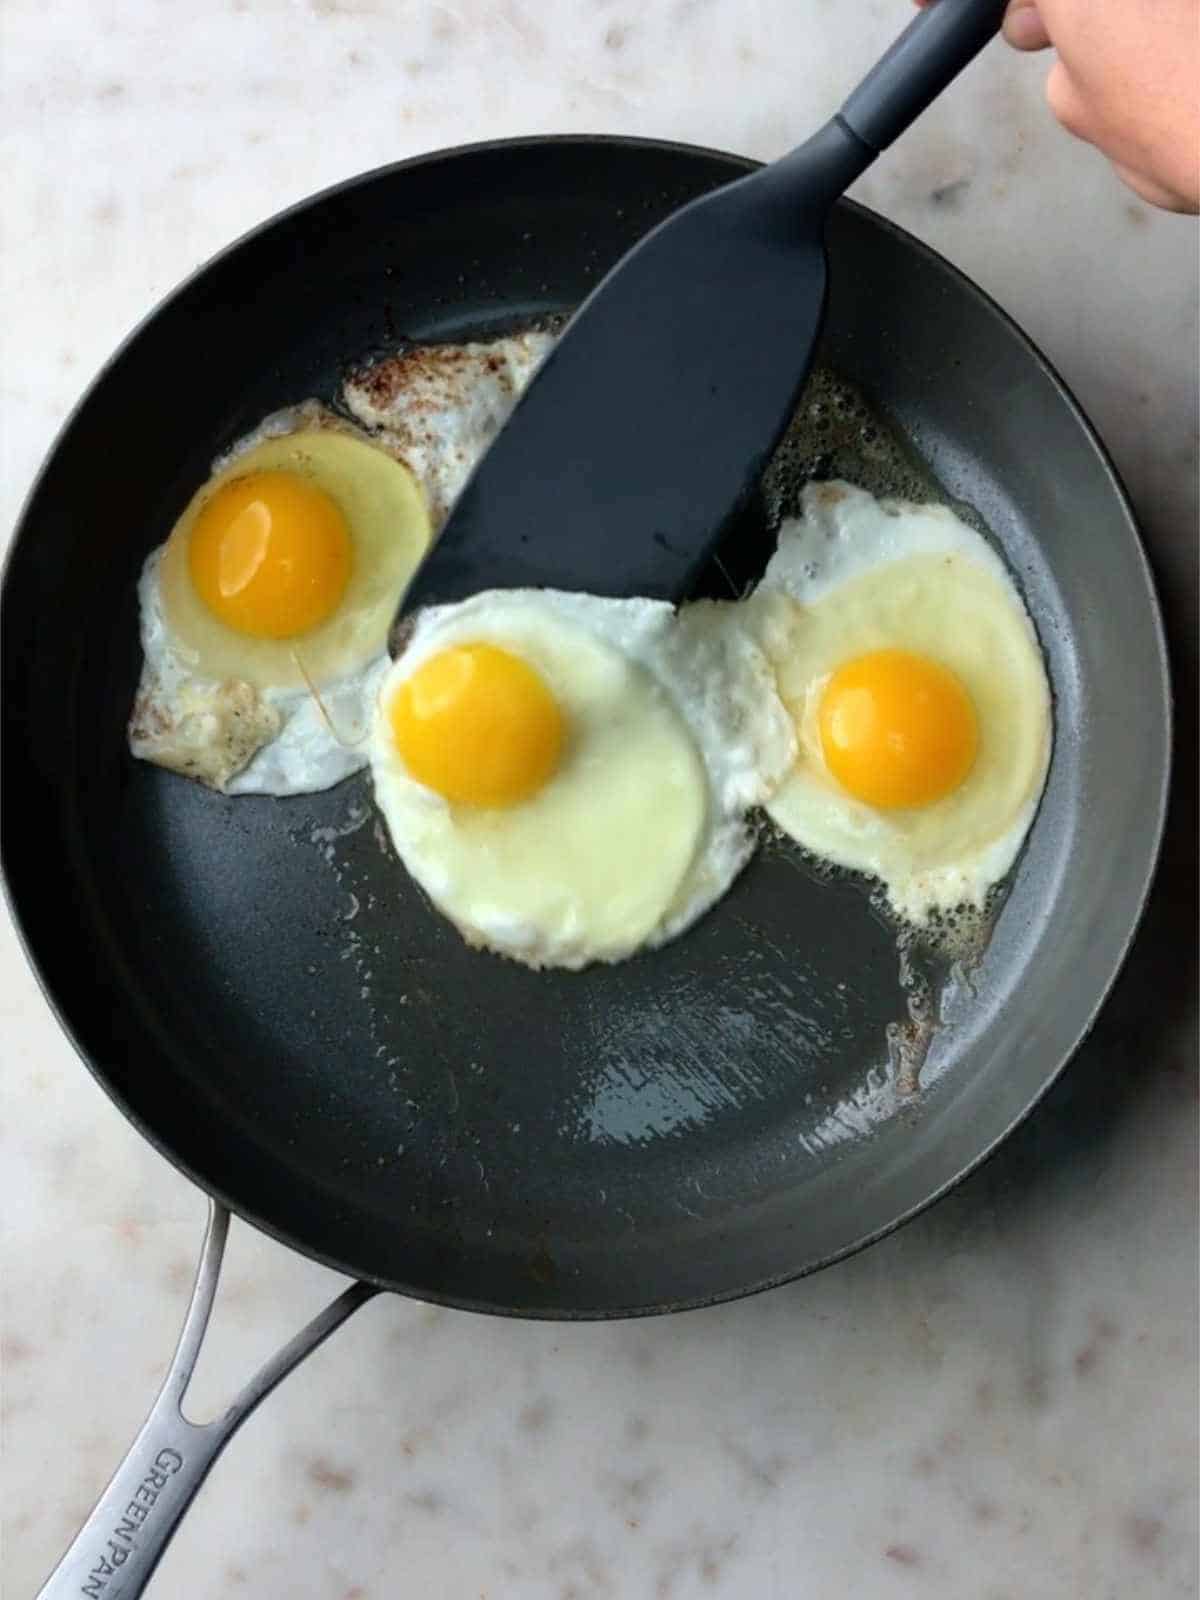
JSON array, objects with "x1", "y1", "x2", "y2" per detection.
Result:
[{"x1": 918, "y1": 0, "x2": 1200, "y2": 212}]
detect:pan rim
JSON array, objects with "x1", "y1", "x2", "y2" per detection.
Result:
[{"x1": 1, "y1": 134, "x2": 1172, "y2": 1319}]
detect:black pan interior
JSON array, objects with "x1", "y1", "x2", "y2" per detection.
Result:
[{"x1": 1, "y1": 138, "x2": 1169, "y2": 1315}]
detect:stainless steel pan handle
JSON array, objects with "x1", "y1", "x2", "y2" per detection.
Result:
[{"x1": 35, "y1": 1201, "x2": 378, "y2": 1600}]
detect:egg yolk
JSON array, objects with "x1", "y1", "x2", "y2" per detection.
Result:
[
  {"x1": 818, "y1": 648, "x2": 978, "y2": 810},
  {"x1": 188, "y1": 470, "x2": 352, "y2": 639},
  {"x1": 390, "y1": 643, "x2": 565, "y2": 808}
]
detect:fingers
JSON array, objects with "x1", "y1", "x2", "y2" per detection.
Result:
[
  {"x1": 1044, "y1": 59, "x2": 1088, "y2": 140},
  {"x1": 1110, "y1": 161, "x2": 1198, "y2": 215},
  {"x1": 1003, "y1": 0, "x2": 1052, "y2": 51}
]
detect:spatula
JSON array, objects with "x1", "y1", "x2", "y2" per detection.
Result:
[{"x1": 392, "y1": 0, "x2": 1007, "y2": 646}]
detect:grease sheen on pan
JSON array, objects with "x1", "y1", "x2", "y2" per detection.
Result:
[
  {"x1": 755, "y1": 481, "x2": 1052, "y2": 924},
  {"x1": 370, "y1": 590, "x2": 794, "y2": 969}
]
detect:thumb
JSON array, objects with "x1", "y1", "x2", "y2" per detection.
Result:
[
  {"x1": 912, "y1": 0, "x2": 1052, "y2": 52},
  {"x1": 1003, "y1": 0, "x2": 1053, "y2": 51}
]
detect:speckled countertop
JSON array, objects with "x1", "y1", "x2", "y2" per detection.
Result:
[{"x1": 3, "y1": 3, "x2": 1197, "y2": 1597}]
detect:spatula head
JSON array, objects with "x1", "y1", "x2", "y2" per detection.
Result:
[{"x1": 390, "y1": 128, "x2": 865, "y2": 647}]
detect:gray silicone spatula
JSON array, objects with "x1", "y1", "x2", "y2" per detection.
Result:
[{"x1": 392, "y1": 0, "x2": 1008, "y2": 644}]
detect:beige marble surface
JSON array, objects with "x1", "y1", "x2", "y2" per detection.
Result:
[{"x1": 2, "y1": 3, "x2": 1197, "y2": 1597}]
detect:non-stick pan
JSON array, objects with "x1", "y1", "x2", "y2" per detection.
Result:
[{"x1": 3, "y1": 137, "x2": 1169, "y2": 1598}]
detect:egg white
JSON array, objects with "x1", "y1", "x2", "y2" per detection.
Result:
[
  {"x1": 131, "y1": 550, "x2": 389, "y2": 794},
  {"x1": 756, "y1": 481, "x2": 1052, "y2": 923},
  {"x1": 343, "y1": 332, "x2": 554, "y2": 526}
]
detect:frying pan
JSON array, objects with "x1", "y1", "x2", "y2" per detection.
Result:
[{"x1": 2, "y1": 136, "x2": 1169, "y2": 1597}]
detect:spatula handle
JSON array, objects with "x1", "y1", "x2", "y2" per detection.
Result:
[{"x1": 839, "y1": 0, "x2": 1009, "y2": 153}]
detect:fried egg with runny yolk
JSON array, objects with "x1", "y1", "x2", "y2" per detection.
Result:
[
  {"x1": 370, "y1": 589, "x2": 794, "y2": 969},
  {"x1": 129, "y1": 419, "x2": 430, "y2": 794},
  {"x1": 131, "y1": 331, "x2": 555, "y2": 796},
  {"x1": 753, "y1": 481, "x2": 1051, "y2": 924}
]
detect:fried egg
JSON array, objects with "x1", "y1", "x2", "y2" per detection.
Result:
[
  {"x1": 130, "y1": 332, "x2": 552, "y2": 795},
  {"x1": 130, "y1": 420, "x2": 430, "y2": 793},
  {"x1": 369, "y1": 590, "x2": 793, "y2": 969},
  {"x1": 755, "y1": 481, "x2": 1051, "y2": 923}
]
